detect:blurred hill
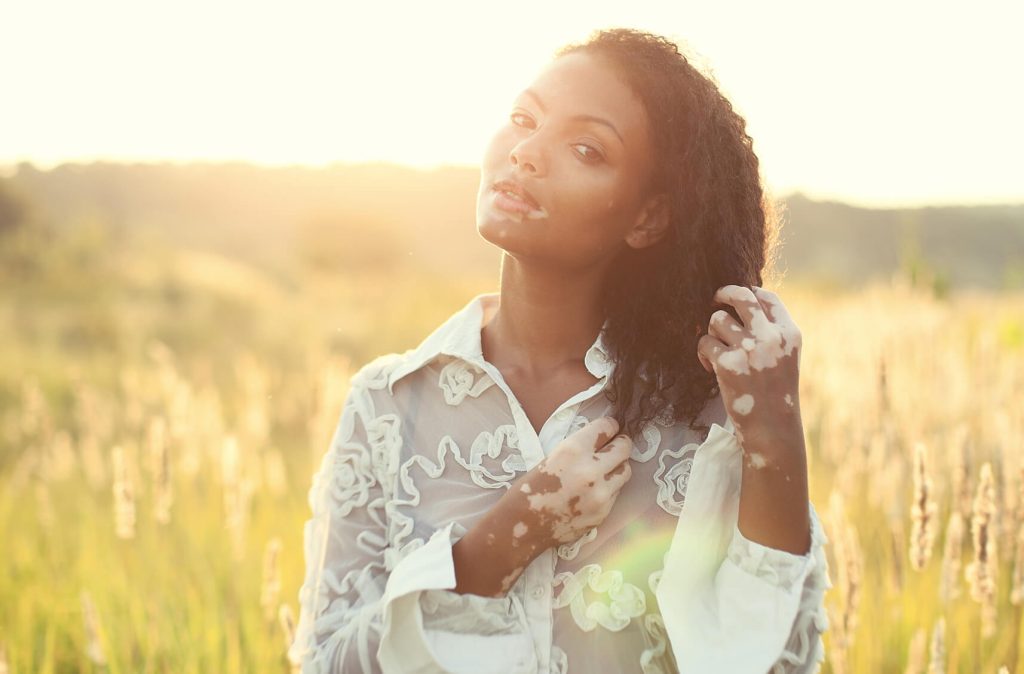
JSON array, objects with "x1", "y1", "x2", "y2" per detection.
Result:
[{"x1": 3, "y1": 160, "x2": 1023, "y2": 290}]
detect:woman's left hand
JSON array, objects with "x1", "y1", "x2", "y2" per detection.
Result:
[{"x1": 696, "y1": 284, "x2": 804, "y2": 463}]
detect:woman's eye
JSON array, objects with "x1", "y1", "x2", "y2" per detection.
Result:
[
  {"x1": 509, "y1": 112, "x2": 603, "y2": 163},
  {"x1": 510, "y1": 112, "x2": 533, "y2": 127},
  {"x1": 573, "y1": 144, "x2": 604, "y2": 163}
]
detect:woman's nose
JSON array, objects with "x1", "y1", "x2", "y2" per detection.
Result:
[{"x1": 509, "y1": 137, "x2": 546, "y2": 176}]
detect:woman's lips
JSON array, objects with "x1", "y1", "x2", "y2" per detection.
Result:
[{"x1": 491, "y1": 188, "x2": 549, "y2": 220}]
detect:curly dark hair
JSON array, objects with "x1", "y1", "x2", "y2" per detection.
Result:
[{"x1": 551, "y1": 28, "x2": 785, "y2": 442}]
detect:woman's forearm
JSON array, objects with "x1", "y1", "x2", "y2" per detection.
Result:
[
  {"x1": 736, "y1": 430, "x2": 811, "y2": 555},
  {"x1": 451, "y1": 496, "x2": 545, "y2": 598}
]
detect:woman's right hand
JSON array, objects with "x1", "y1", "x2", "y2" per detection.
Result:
[{"x1": 505, "y1": 415, "x2": 633, "y2": 550}]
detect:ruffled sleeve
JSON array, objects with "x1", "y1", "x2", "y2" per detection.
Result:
[
  {"x1": 288, "y1": 376, "x2": 537, "y2": 674},
  {"x1": 378, "y1": 521, "x2": 538, "y2": 674},
  {"x1": 724, "y1": 503, "x2": 832, "y2": 672},
  {"x1": 654, "y1": 420, "x2": 832, "y2": 673}
]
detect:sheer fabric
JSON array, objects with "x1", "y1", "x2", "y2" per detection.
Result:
[{"x1": 289, "y1": 292, "x2": 831, "y2": 673}]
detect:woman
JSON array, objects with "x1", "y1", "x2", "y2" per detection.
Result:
[{"x1": 290, "y1": 28, "x2": 831, "y2": 673}]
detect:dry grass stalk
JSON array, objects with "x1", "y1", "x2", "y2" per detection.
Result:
[
  {"x1": 221, "y1": 435, "x2": 253, "y2": 560},
  {"x1": 279, "y1": 603, "x2": 301, "y2": 674},
  {"x1": 910, "y1": 441, "x2": 939, "y2": 571},
  {"x1": 938, "y1": 511, "x2": 965, "y2": 604},
  {"x1": 148, "y1": 417, "x2": 174, "y2": 525},
  {"x1": 964, "y1": 462, "x2": 998, "y2": 639},
  {"x1": 1013, "y1": 515, "x2": 1024, "y2": 606},
  {"x1": 1012, "y1": 468, "x2": 1024, "y2": 606},
  {"x1": 826, "y1": 490, "x2": 862, "y2": 674},
  {"x1": 261, "y1": 537, "x2": 282, "y2": 623},
  {"x1": 949, "y1": 423, "x2": 972, "y2": 519},
  {"x1": 890, "y1": 519, "x2": 906, "y2": 596},
  {"x1": 112, "y1": 444, "x2": 136, "y2": 540},
  {"x1": 80, "y1": 590, "x2": 107, "y2": 666},
  {"x1": 236, "y1": 353, "x2": 271, "y2": 450},
  {"x1": 904, "y1": 627, "x2": 926, "y2": 674},
  {"x1": 1009, "y1": 469, "x2": 1024, "y2": 674},
  {"x1": 926, "y1": 617, "x2": 946, "y2": 674}
]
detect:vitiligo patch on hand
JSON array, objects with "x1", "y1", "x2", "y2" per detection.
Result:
[
  {"x1": 732, "y1": 394, "x2": 754, "y2": 415},
  {"x1": 745, "y1": 451, "x2": 769, "y2": 470},
  {"x1": 716, "y1": 348, "x2": 750, "y2": 375}
]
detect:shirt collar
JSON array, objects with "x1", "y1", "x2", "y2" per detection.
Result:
[{"x1": 386, "y1": 291, "x2": 614, "y2": 395}]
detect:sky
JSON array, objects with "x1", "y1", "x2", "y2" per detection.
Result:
[{"x1": 2, "y1": 0, "x2": 1022, "y2": 208}]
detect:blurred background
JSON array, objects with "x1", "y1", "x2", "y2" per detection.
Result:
[{"x1": 2, "y1": 1, "x2": 1023, "y2": 672}]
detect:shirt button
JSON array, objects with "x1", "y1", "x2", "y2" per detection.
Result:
[{"x1": 531, "y1": 585, "x2": 546, "y2": 599}]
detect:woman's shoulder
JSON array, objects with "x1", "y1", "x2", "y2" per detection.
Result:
[
  {"x1": 351, "y1": 351, "x2": 409, "y2": 391},
  {"x1": 349, "y1": 348, "x2": 451, "y2": 399}
]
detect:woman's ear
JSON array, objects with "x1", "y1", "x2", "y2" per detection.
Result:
[{"x1": 625, "y1": 193, "x2": 670, "y2": 250}]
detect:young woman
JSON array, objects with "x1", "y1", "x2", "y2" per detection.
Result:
[{"x1": 290, "y1": 28, "x2": 830, "y2": 673}]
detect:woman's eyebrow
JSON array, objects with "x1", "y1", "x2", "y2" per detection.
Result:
[{"x1": 520, "y1": 88, "x2": 625, "y2": 146}]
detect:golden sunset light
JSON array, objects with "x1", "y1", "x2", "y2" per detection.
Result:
[
  {"x1": 3, "y1": 3, "x2": 1024, "y2": 673},
  {"x1": 2, "y1": 0, "x2": 1022, "y2": 207}
]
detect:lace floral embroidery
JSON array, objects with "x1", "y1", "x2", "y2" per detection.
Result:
[
  {"x1": 364, "y1": 412, "x2": 402, "y2": 485},
  {"x1": 652, "y1": 443, "x2": 698, "y2": 516},
  {"x1": 639, "y1": 613, "x2": 674, "y2": 674},
  {"x1": 449, "y1": 425, "x2": 523, "y2": 489},
  {"x1": 552, "y1": 564, "x2": 646, "y2": 632},
  {"x1": 631, "y1": 423, "x2": 663, "y2": 463},
  {"x1": 323, "y1": 445, "x2": 378, "y2": 518},
  {"x1": 439, "y1": 359, "x2": 495, "y2": 406},
  {"x1": 387, "y1": 427, "x2": 524, "y2": 551}
]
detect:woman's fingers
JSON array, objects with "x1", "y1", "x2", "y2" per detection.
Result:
[
  {"x1": 714, "y1": 285, "x2": 769, "y2": 330},
  {"x1": 603, "y1": 458, "x2": 632, "y2": 491},
  {"x1": 572, "y1": 416, "x2": 620, "y2": 453},
  {"x1": 709, "y1": 309, "x2": 744, "y2": 348},
  {"x1": 697, "y1": 333, "x2": 734, "y2": 375}
]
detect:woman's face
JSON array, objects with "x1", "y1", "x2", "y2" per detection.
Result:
[{"x1": 476, "y1": 50, "x2": 665, "y2": 271}]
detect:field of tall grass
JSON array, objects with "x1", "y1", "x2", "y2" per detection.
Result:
[{"x1": 1, "y1": 265, "x2": 1022, "y2": 672}]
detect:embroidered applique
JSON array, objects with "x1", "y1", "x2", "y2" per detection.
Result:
[
  {"x1": 439, "y1": 359, "x2": 495, "y2": 406},
  {"x1": 652, "y1": 443, "x2": 698, "y2": 516},
  {"x1": 552, "y1": 564, "x2": 647, "y2": 632}
]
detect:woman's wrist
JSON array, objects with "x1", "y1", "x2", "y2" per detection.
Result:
[{"x1": 452, "y1": 498, "x2": 545, "y2": 597}]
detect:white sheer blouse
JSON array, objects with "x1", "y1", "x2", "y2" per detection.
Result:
[{"x1": 288, "y1": 292, "x2": 832, "y2": 673}]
